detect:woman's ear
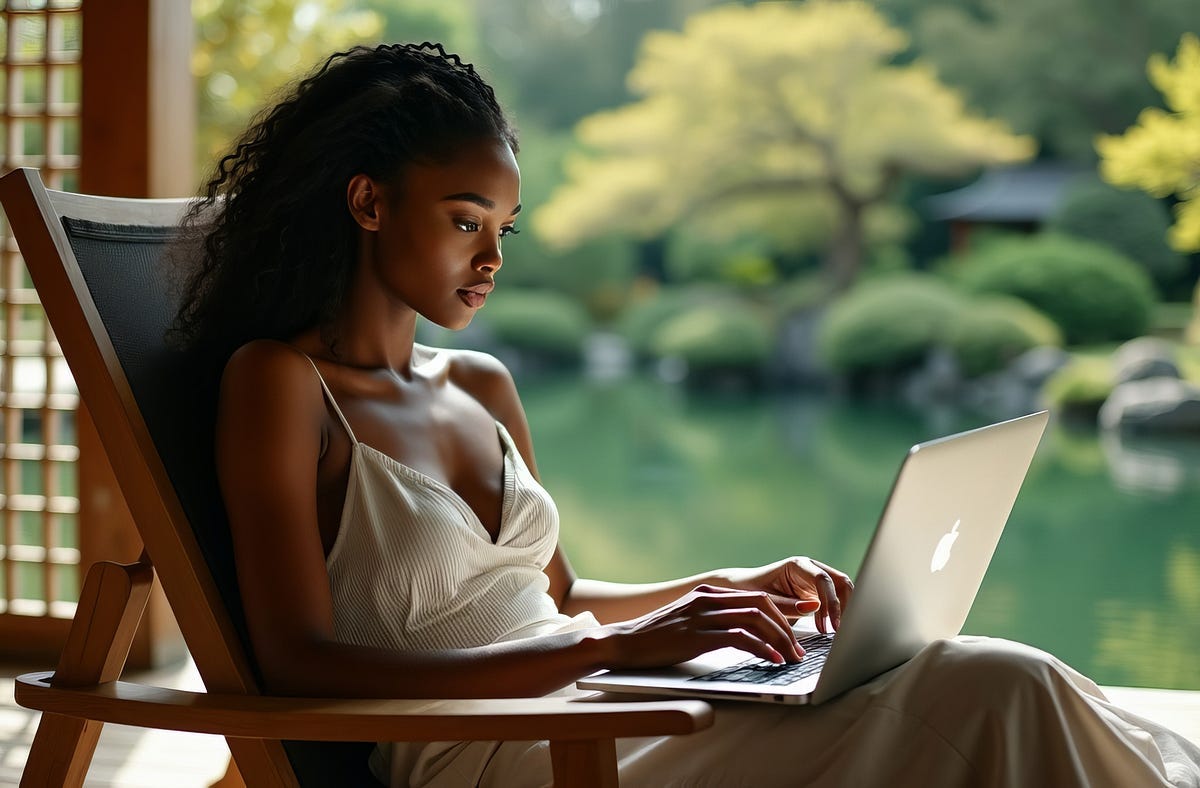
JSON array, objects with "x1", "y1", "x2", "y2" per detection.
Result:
[{"x1": 347, "y1": 174, "x2": 384, "y2": 231}]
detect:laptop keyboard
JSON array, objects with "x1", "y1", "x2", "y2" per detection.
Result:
[{"x1": 689, "y1": 633, "x2": 835, "y2": 686}]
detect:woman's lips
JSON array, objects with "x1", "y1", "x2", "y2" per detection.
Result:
[{"x1": 458, "y1": 289, "x2": 487, "y2": 308}]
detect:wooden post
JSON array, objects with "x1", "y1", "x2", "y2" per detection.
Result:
[{"x1": 77, "y1": 0, "x2": 193, "y2": 670}]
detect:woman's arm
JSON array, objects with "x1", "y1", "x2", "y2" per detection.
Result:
[
  {"x1": 452, "y1": 351, "x2": 853, "y2": 635},
  {"x1": 219, "y1": 343, "x2": 805, "y2": 700}
]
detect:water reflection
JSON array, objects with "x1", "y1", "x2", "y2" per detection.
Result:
[
  {"x1": 520, "y1": 374, "x2": 1200, "y2": 690},
  {"x1": 1100, "y1": 430, "x2": 1200, "y2": 496}
]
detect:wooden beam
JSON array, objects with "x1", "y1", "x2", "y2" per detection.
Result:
[{"x1": 77, "y1": 0, "x2": 194, "y2": 671}]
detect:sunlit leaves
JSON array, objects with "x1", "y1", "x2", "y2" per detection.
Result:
[
  {"x1": 1098, "y1": 34, "x2": 1200, "y2": 253},
  {"x1": 535, "y1": 0, "x2": 1033, "y2": 272},
  {"x1": 192, "y1": 0, "x2": 382, "y2": 176}
]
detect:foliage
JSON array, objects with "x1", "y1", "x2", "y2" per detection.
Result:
[
  {"x1": 1098, "y1": 33, "x2": 1200, "y2": 254},
  {"x1": 946, "y1": 297, "x2": 1062, "y2": 377},
  {"x1": 534, "y1": 1, "x2": 1033, "y2": 290},
  {"x1": 617, "y1": 284, "x2": 733, "y2": 358},
  {"x1": 475, "y1": 0, "x2": 726, "y2": 131},
  {"x1": 817, "y1": 274, "x2": 967, "y2": 375},
  {"x1": 1192, "y1": 282, "x2": 1200, "y2": 345},
  {"x1": 1047, "y1": 179, "x2": 1186, "y2": 294},
  {"x1": 879, "y1": 0, "x2": 1199, "y2": 161},
  {"x1": 497, "y1": 123, "x2": 638, "y2": 321},
  {"x1": 956, "y1": 234, "x2": 1157, "y2": 345},
  {"x1": 1041, "y1": 356, "x2": 1115, "y2": 418},
  {"x1": 650, "y1": 302, "x2": 773, "y2": 373},
  {"x1": 475, "y1": 288, "x2": 591, "y2": 361},
  {"x1": 374, "y1": 0, "x2": 478, "y2": 57},
  {"x1": 192, "y1": 0, "x2": 383, "y2": 174}
]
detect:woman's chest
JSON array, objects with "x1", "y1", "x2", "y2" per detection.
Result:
[{"x1": 315, "y1": 384, "x2": 507, "y2": 548}]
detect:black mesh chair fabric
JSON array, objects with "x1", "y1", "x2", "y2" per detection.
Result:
[{"x1": 59, "y1": 217, "x2": 382, "y2": 787}]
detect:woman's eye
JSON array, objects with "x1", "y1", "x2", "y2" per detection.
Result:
[
  {"x1": 455, "y1": 220, "x2": 480, "y2": 232},
  {"x1": 500, "y1": 226, "x2": 521, "y2": 239}
]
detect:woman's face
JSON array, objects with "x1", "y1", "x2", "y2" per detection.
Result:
[{"x1": 363, "y1": 138, "x2": 521, "y2": 330}]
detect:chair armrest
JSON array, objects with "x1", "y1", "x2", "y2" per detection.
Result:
[{"x1": 15, "y1": 671, "x2": 713, "y2": 742}]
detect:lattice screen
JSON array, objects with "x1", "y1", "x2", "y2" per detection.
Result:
[{"x1": 0, "y1": 0, "x2": 83, "y2": 620}]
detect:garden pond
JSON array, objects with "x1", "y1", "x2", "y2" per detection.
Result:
[{"x1": 519, "y1": 373, "x2": 1200, "y2": 691}]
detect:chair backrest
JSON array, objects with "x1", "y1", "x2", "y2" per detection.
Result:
[{"x1": 0, "y1": 167, "x2": 378, "y2": 786}]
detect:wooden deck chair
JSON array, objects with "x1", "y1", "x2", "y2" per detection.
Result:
[{"x1": 0, "y1": 167, "x2": 713, "y2": 788}]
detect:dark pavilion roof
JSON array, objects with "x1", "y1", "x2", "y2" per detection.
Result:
[{"x1": 924, "y1": 162, "x2": 1092, "y2": 223}]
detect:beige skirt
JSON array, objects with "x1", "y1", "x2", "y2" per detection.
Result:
[{"x1": 376, "y1": 637, "x2": 1200, "y2": 787}]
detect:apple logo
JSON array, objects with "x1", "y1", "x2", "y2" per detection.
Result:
[{"x1": 930, "y1": 519, "x2": 961, "y2": 573}]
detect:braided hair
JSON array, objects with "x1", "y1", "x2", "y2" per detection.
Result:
[{"x1": 171, "y1": 43, "x2": 518, "y2": 369}]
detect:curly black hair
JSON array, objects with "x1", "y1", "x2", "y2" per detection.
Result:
[{"x1": 171, "y1": 42, "x2": 518, "y2": 368}]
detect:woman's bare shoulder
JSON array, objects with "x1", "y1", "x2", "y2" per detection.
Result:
[
  {"x1": 223, "y1": 339, "x2": 317, "y2": 391},
  {"x1": 419, "y1": 343, "x2": 529, "y2": 434},
  {"x1": 219, "y1": 339, "x2": 325, "y2": 428}
]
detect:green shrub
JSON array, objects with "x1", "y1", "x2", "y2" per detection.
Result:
[
  {"x1": 617, "y1": 285, "x2": 730, "y2": 357},
  {"x1": 1041, "y1": 355, "x2": 1114, "y2": 417},
  {"x1": 956, "y1": 233, "x2": 1156, "y2": 345},
  {"x1": 1047, "y1": 179, "x2": 1186, "y2": 293},
  {"x1": 650, "y1": 302, "x2": 772, "y2": 372},
  {"x1": 818, "y1": 275, "x2": 968, "y2": 375},
  {"x1": 947, "y1": 297, "x2": 1063, "y2": 377},
  {"x1": 477, "y1": 289, "x2": 591, "y2": 361}
]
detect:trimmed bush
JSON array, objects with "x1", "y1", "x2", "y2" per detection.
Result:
[
  {"x1": 1041, "y1": 355, "x2": 1115, "y2": 419},
  {"x1": 818, "y1": 275, "x2": 967, "y2": 375},
  {"x1": 956, "y1": 234, "x2": 1156, "y2": 345},
  {"x1": 1047, "y1": 179, "x2": 1186, "y2": 293},
  {"x1": 477, "y1": 289, "x2": 591, "y2": 362},
  {"x1": 650, "y1": 302, "x2": 772, "y2": 372},
  {"x1": 947, "y1": 297, "x2": 1063, "y2": 377},
  {"x1": 617, "y1": 285, "x2": 730, "y2": 357}
]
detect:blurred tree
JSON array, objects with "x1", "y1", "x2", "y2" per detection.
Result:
[
  {"x1": 876, "y1": 0, "x2": 1197, "y2": 161},
  {"x1": 1098, "y1": 33, "x2": 1200, "y2": 255},
  {"x1": 534, "y1": 1, "x2": 1033, "y2": 291},
  {"x1": 373, "y1": 0, "x2": 477, "y2": 56},
  {"x1": 476, "y1": 0, "x2": 726, "y2": 131},
  {"x1": 192, "y1": 0, "x2": 382, "y2": 177},
  {"x1": 1097, "y1": 33, "x2": 1200, "y2": 343},
  {"x1": 1047, "y1": 178, "x2": 1186, "y2": 296}
]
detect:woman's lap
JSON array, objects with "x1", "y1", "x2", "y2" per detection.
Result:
[{"x1": 381, "y1": 637, "x2": 1200, "y2": 787}]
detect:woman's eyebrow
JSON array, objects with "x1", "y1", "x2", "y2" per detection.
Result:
[{"x1": 441, "y1": 192, "x2": 522, "y2": 215}]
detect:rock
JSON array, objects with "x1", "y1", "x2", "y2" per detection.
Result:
[
  {"x1": 1111, "y1": 337, "x2": 1180, "y2": 385},
  {"x1": 1099, "y1": 376, "x2": 1200, "y2": 433},
  {"x1": 899, "y1": 347, "x2": 962, "y2": 406},
  {"x1": 1007, "y1": 346, "x2": 1071, "y2": 389}
]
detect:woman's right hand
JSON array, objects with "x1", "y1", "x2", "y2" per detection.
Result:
[{"x1": 599, "y1": 584, "x2": 821, "y2": 669}]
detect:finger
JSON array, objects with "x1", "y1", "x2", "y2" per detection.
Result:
[
  {"x1": 766, "y1": 594, "x2": 821, "y2": 619},
  {"x1": 694, "y1": 590, "x2": 796, "y2": 642},
  {"x1": 700, "y1": 608, "x2": 803, "y2": 662},
  {"x1": 707, "y1": 628, "x2": 787, "y2": 665},
  {"x1": 819, "y1": 573, "x2": 842, "y2": 630},
  {"x1": 813, "y1": 560, "x2": 854, "y2": 625}
]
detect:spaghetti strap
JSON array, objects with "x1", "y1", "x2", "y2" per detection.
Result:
[{"x1": 301, "y1": 354, "x2": 358, "y2": 445}]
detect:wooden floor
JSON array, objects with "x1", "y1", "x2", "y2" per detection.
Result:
[{"x1": 1, "y1": 658, "x2": 1198, "y2": 787}]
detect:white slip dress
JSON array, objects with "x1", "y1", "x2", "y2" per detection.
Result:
[{"x1": 305, "y1": 359, "x2": 1200, "y2": 787}]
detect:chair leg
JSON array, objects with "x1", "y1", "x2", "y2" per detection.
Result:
[
  {"x1": 210, "y1": 755, "x2": 245, "y2": 788},
  {"x1": 549, "y1": 738, "x2": 619, "y2": 788},
  {"x1": 20, "y1": 557, "x2": 154, "y2": 788}
]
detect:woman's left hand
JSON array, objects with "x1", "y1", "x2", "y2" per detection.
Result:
[{"x1": 719, "y1": 557, "x2": 854, "y2": 634}]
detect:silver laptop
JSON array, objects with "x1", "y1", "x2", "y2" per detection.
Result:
[{"x1": 578, "y1": 410, "x2": 1049, "y2": 705}]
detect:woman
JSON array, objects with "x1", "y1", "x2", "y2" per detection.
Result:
[{"x1": 175, "y1": 43, "x2": 1200, "y2": 786}]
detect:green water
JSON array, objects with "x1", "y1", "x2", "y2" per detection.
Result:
[{"x1": 519, "y1": 374, "x2": 1200, "y2": 691}]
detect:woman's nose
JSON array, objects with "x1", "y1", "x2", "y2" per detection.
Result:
[{"x1": 474, "y1": 239, "x2": 503, "y2": 274}]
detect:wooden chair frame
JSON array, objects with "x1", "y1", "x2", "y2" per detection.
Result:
[{"x1": 0, "y1": 167, "x2": 713, "y2": 787}]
